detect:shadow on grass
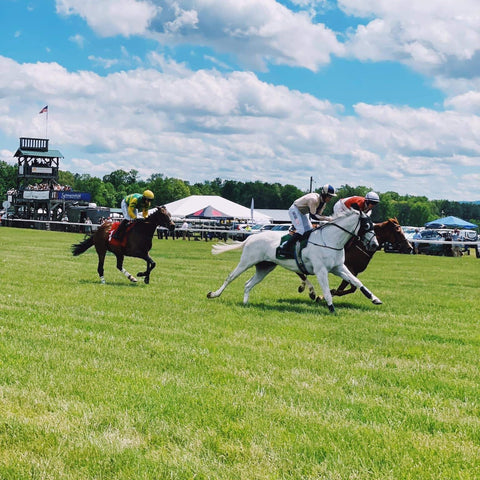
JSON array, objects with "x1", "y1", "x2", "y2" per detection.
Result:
[
  {"x1": 78, "y1": 279, "x2": 141, "y2": 287},
  {"x1": 275, "y1": 297, "x2": 377, "y2": 313}
]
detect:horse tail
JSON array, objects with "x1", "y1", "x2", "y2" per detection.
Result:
[
  {"x1": 72, "y1": 236, "x2": 95, "y2": 256},
  {"x1": 211, "y1": 240, "x2": 245, "y2": 255}
]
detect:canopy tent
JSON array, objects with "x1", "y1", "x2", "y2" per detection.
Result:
[
  {"x1": 424, "y1": 216, "x2": 478, "y2": 230},
  {"x1": 186, "y1": 205, "x2": 233, "y2": 219},
  {"x1": 162, "y1": 195, "x2": 272, "y2": 223}
]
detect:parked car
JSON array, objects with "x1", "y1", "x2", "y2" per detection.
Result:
[
  {"x1": 415, "y1": 229, "x2": 445, "y2": 255},
  {"x1": 260, "y1": 224, "x2": 275, "y2": 231},
  {"x1": 460, "y1": 230, "x2": 478, "y2": 242},
  {"x1": 249, "y1": 223, "x2": 274, "y2": 232},
  {"x1": 271, "y1": 223, "x2": 293, "y2": 231}
]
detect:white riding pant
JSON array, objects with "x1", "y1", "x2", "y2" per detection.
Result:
[
  {"x1": 121, "y1": 199, "x2": 137, "y2": 220},
  {"x1": 288, "y1": 204, "x2": 311, "y2": 235}
]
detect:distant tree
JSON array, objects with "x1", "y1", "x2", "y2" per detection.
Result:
[
  {"x1": 73, "y1": 174, "x2": 105, "y2": 205},
  {"x1": 103, "y1": 169, "x2": 139, "y2": 189},
  {"x1": 155, "y1": 177, "x2": 190, "y2": 205},
  {"x1": 281, "y1": 184, "x2": 304, "y2": 209},
  {"x1": 0, "y1": 161, "x2": 17, "y2": 198},
  {"x1": 146, "y1": 174, "x2": 165, "y2": 203},
  {"x1": 221, "y1": 180, "x2": 243, "y2": 204},
  {"x1": 28, "y1": 167, "x2": 480, "y2": 225},
  {"x1": 58, "y1": 170, "x2": 76, "y2": 188},
  {"x1": 408, "y1": 202, "x2": 434, "y2": 226},
  {"x1": 189, "y1": 178, "x2": 223, "y2": 196}
]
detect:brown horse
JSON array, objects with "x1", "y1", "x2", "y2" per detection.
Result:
[
  {"x1": 298, "y1": 217, "x2": 412, "y2": 301},
  {"x1": 72, "y1": 206, "x2": 175, "y2": 284}
]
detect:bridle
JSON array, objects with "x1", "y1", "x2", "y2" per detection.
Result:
[{"x1": 308, "y1": 214, "x2": 366, "y2": 251}]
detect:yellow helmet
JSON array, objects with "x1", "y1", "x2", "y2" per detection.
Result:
[{"x1": 143, "y1": 190, "x2": 154, "y2": 200}]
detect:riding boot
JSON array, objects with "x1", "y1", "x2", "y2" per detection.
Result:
[
  {"x1": 113, "y1": 219, "x2": 129, "y2": 240},
  {"x1": 277, "y1": 232, "x2": 302, "y2": 257}
]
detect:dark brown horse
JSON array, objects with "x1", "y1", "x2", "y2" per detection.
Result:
[
  {"x1": 72, "y1": 206, "x2": 175, "y2": 284},
  {"x1": 298, "y1": 217, "x2": 412, "y2": 301}
]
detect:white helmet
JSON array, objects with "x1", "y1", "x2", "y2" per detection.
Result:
[
  {"x1": 365, "y1": 191, "x2": 380, "y2": 204},
  {"x1": 321, "y1": 184, "x2": 337, "y2": 197}
]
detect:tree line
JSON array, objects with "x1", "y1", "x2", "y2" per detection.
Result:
[{"x1": 1, "y1": 161, "x2": 479, "y2": 227}]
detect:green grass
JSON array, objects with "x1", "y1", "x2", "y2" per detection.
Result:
[{"x1": 1, "y1": 227, "x2": 479, "y2": 479}]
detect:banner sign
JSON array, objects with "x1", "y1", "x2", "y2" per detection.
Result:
[
  {"x1": 58, "y1": 191, "x2": 91, "y2": 201},
  {"x1": 32, "y1": 167, "x2": 53, "y2": 174},
  {"x1": 23, "y1": 190, "x2": 50, "y2": 200}
]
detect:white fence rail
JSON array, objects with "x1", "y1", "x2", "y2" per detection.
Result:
[{"x1": 2, "y1": 218, "x2": 479, "y2": 251}]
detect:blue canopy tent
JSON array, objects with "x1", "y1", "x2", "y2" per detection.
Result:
[{"x1": 424, "y1": 216, "x2": 478, "y2": 229}]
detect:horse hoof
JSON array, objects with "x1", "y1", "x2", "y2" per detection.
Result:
[
  {"x1": 372, "y1": 298, "x2": 382, "y2": 305},
  {"x1": 207, "y1": 292, "x2": 213, "y2": 298},
  {"x1": 309, "y1": 292, "x2": 316, "y2": 301},
  {"x1": 298, "y1": 285, "x2": 305, "y2": 293},
  {"x1": 328, "y1": 304, "x2": 335, "y2": 313},
  {"x1": 315, "y1": 296, "x2": 323, "y2": 303},
  {"x1": 144, "y1": 277, "x2": 150, "y2": 285}
]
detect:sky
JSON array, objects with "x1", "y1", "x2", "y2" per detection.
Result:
[{"x1": 0, "y1": 0, "x2": 479, "y2": 201}]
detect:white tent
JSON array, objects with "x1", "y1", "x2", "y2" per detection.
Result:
[{"x1": 162, "y1": 195, "x2": 272, "y2": 223}]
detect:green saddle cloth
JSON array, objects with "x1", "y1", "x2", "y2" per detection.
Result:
[{"x1": 276, "y1": 233, "x2": 309, "y2": 260}]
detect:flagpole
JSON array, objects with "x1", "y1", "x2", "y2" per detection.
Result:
[{"x1": 39, "y1": 105, "x2": 48, "y2": 138}]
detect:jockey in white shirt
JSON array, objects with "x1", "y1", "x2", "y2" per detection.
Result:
[{"x1": 278, "y1": 184, "x2": 337, "y2": 256}]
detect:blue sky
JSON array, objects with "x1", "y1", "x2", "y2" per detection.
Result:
[{"x1": 0, "y1": 0, "x2": 479, "y2": 201}]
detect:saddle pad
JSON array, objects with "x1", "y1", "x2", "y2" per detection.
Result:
[
  {"x1": 108, "y1": 222, "x2": 133, "y2": 248},
  {"x1": 275, "y1": 233, "x2": 310, "y2": 260}
]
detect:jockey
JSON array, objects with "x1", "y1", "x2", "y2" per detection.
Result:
[
  {"x1": 113, "y1": 190, "x2": 155, "y2": 240},
  {"x1": 333, "y1": 191, "x2": 380, "y2": 217},
  {"x1": 278, "y1": 184, "x2": 337, "y2": 256}
]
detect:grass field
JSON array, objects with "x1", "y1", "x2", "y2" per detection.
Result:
[{"x1": 1, "y1": 227, "x2": 479, "y2": 479}]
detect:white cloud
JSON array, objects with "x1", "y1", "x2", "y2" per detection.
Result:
[
  {"x1": 1, "y1": 54, "x2": 479, "y2": 200},
  {"x1": 56, "y1": 0, "x2": 158, "y2": 37},
  {"x1": 339, "y1": 0, "x2": 480, "y2": 78},
  {"x1": 69, "y1": 34, "x2": 85, "y2": 48},
  {"x1": 57, "y1": 0, "x2": 343, "y2": 71}
]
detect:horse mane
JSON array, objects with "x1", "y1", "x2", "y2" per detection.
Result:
[
  {"x1": 144, "y1": 206, "x2": 172, "y2": 226},
  {"x1": 328, "y1": 210, "x2": 360, "y2": 223},
  {"x1": 374, "y1": 217, "x2": 399, "y2": 228}
]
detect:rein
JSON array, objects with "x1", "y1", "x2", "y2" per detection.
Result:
[{"x1": 351, "y1": 238, "x2": 375, "y2": 258}]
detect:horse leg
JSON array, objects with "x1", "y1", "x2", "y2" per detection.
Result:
[
  {"x1": 93, "y1": 241, "x2": 107, "y2": 284},
  {"x1": 331, "y1": 265, "x2": 382, "y2": 305},
  {"x1": 297, "y1": 273, "x2": 307, "y2": 293},
  {"x1": 137, "y1": 255, "x2": 156, "y2": 284},
  {"x1": 243, "y1": 262, "x2": 277, "y2": 304},
  {"x1": 207, "y1": 258, "x2": 255, "y2": 301},
  {"x1": 97, "y1": 251, "x2": 106, "y2": 284},
  {"x1": 314, "y1": 267, "x2": 335, "y2": 313},
  {"x1": 116, "y1": 254, "x2": 138, "y2": 283},
  {"x1": 331, "y1": 280, "x2": 357, "y2": 297},
  {"x1": 297, "y1": 273, "x2": 319, "y2": 301}
]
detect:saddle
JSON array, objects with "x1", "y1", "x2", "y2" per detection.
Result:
[
  {"x1": 108, "y1": 222, "x2": 135, "y2": 248},
  {"x1": 276, "y1": 231, "x2": 312, "y2": 259}
]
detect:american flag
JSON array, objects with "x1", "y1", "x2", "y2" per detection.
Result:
[{"x1": 39, "y1": 105, "x2": 48, "y2": 114}]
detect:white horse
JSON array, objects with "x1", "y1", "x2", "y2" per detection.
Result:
[{"x1": 207, "y1": 210, "x2": 382, "y2": 313}]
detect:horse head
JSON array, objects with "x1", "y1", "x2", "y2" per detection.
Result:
[
  {"x1": 149, "y1": 206, "x2": 176, "y2": 232},
  {"x1": 318, "y1": 210, "x2": 377, "y2": 252},
  {"x1": 375, "y1": 217, "x2": 412, "y2": 253},
  {"x1": 358, "y1": 213, "x2": 379, "y2": 252}
]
